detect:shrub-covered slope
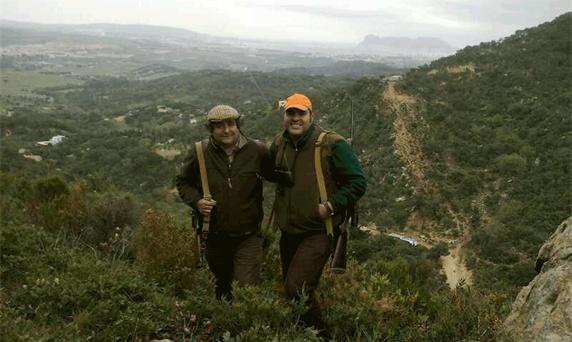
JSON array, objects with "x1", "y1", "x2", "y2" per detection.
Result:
[
  {"x1": 392, "y1": 13, "x2": 572, "y2": 290},
  {"x1": 1, "y1": 13, "x2": 570, "y2": 341}
]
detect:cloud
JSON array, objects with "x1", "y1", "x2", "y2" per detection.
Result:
[{"x1": 278, "y1": 4, "x2": 393, "y2": 19}]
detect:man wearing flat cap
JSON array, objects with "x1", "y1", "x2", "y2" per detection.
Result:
[
  {"x1": 269, "y1": 93, "x2": 367, "y2": 335},
  {"x1": 176, "y1": 104, "x2": 272, "y2": 301}
]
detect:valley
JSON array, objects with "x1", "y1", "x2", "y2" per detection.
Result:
[{"x1": 1, "y1": 13, "x2": 570, "y2": 341}]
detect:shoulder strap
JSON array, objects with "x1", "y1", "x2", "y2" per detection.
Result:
[
  {"x1": 195, "y1": 141, "x2": 211, "y2": 234},
  {"x1": 315, "y1": 132, "x2": 334, "y2": 237},
  {"x1": 195, "y1": 141, "x2": 211, "y2": 199},
  {"x1": 274, "y1": 135, "x2": 285, "y2": 168}
]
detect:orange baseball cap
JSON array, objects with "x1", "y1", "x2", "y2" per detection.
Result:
[{"x1": 284, "y1": 93, "x2": 312, "y2": 112}]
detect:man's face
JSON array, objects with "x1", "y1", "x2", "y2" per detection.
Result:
[
  {"x1": 283, "y1": 108, "x2": 313, "y2": 138},
  {"x1": 211, "y1": 119, "x2": 239, "y2": 148}
]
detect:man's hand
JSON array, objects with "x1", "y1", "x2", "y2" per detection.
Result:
[
  {"x1": 197, "y1": 198, "x2": 217, "y2": 216},
  {"x1": 318, "y1": 203, "x2": 329, "y2": 219},
  {"x1": 318, "y1": 202, "x2": 335, "y2": 219}
]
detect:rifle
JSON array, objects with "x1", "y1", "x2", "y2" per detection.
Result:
[
  {"x1": 330, "y1": 99, "x2": 358, "y2": 274},
  {"x1": 191, "y1": 209, "x2": 206, "y2": 268},
  {"x1": 194, "y1": 141, "x2": 212, "y2": 268}
]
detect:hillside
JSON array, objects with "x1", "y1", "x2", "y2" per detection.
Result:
[
  {"x1": 0, "y1": 20, "x2": 413, "y2": 76},
  {"x1": 1, "y1": 13, "x2": 571, "y2": 341},
  {"x1": 395, "y1": 12, "x2": 572, "y2": 291}
]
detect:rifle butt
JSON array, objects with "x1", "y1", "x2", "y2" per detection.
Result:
[
  {"x1": 195, "y1": 232, "x2": 206, "y2": 268},
  {"x1": 330, "y1": 230, "x2": 348, "y2": 274}
]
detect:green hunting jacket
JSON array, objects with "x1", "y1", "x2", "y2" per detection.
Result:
[
  {"x1": 269, "y1": 124, "x2": 367, "y2": 234},
  {"x1": 176, "y1": 134, "x2": 272, "y2": 235}
]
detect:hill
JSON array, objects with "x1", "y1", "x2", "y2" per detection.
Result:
[
  {"x1": 392, "y1": 12, "x2": 572, "y2": 290},
  {"x1": 0, "y1": 20, "x2": 414, "y2": 76},
  {"x1": 1, "y1": 13, "x2": 571, "y2": 341},
  {"x1": 0, "y1": 20, "x2": 209, "y2": 44}
]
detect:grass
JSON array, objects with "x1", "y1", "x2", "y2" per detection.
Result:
[
  {"x1": 0, "y1": 70, "x2": 84, "y2": 97},
  {"x1": 0, "y1": 60, "x2": 154, "y2": 98}
]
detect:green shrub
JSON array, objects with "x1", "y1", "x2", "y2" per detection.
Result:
[
  {"x1": 84, "y1": 192, "x2": 139, "y2": 257},
  {"x1": 24, "y1": 179, "x2": 88, "y2": 235},
  {"x1": 33, "y1": 176, "x2": 69, "y2": 201},
  {"x1": 133, "y1": 208, "x2": 198, "y2": 291},
  {"x1": 495, "y1": 153, "x2": 527, "y2": 175},
  {"x1": 1, "y1": 223, "x2": 177, "y2": 341}
]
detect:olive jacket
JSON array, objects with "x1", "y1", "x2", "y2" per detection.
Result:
[{"x1": 269, "y1": 124, "x2": 367, "y2": 234}]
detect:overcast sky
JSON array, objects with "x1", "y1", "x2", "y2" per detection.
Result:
[{"x1": 2, "y1": 0, "x2": 570, "y2": 47}]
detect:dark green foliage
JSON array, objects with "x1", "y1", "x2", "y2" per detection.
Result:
[
  {"x1": 1, "y1": 223, "x2": 176, "y2": 341},
  {"x1": 0, "y1": 174, "x2": 508, "y2": 340},
  {"x1": 494, "y1": 153, "x2": 527, "y2": 175},
  {"x1": 33, "y1": 176, "x2": 69, "y2": 201},
  {"x1": 1, "y1": 13, "x2": 571, "y2": 341},
  {"x1": 83, "y1": 192, "x2": 139, "y2": 253},
  {"x1": 399, "y1": 13, "x2": 572, "y2": 291},
  {"x1": 0, "y1": 173, "x2": 140, "y2": 256},
  {"x1": 133, "y1": 209, "x2": 197, "y2": 292}
]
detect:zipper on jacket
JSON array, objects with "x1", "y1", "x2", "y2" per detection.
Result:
[
  {"x1": 227, "y1": 161, "x2": 232, "y2": 189},
  {"x1": 287, "y1": 143, "x2": 300, "y2": 228},
  {"x1": 227, "y1": 145, "x2": 243, "y2": 189}
]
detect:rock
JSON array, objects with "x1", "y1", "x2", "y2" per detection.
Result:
[
  {"x1": 503, "y1": 216, "x2": 572, "y2": 341},
  {"x1": 536, "y1": 217, "x2": 572, "y2": 273}
]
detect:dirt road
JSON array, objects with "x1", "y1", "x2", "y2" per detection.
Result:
[{"x1": 383, "y1": 81, "x2": 473, "y2": 289}]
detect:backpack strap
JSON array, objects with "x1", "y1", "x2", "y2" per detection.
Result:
[
  {"x1": 315, "y1": 132, "x2": 334, "y2": 237},
  {"x1": 195, "y1": 141, "x2": 211, "y2": 236}
]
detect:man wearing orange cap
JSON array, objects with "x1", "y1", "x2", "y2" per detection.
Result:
[{"x1": 269, "y1": 93, "x2": 367, "y2": 335}]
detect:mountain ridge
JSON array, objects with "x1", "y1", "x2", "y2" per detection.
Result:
[{"x1": 0, "y1": 12, "x2": 570, "y2": 341}]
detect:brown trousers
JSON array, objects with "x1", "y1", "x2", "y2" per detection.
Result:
[
  {"x1": 206, "y1": 232, "x2": 263, "y2": 300},
  {"x1": 280, "y1": 231, "x2": 332, "y2": 329}
]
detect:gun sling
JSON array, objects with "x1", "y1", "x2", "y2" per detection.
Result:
[
  {"x1": 314, "y1": 132, "x2": 334, "y2": 237},
  {"x1": 195, "y1": 141, "x2": 212, "y2": 236}
]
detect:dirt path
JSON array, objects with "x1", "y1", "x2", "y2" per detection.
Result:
[
  {"x1": 383, "y1": 227, "x2": 473, "y2": 288},
  {"x1": 383, "y1": 82, "x2": 430, "y2": 193},
  {"x1": 383, "y1": 81, "x2": 473, "y2": 289},
  {"x1": 441, "y1": 243, "x2": 473, "y2": 288}
]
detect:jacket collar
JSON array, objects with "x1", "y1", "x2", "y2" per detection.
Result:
[
  {"x1": 282, "y1": 123, "x2": 316, "y2": 149},
  {"x1": 209, "y1": 132, "x2": 248, "y2": 151}
]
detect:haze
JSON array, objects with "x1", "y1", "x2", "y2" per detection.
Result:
[{"x1": 2, "y1": 0, "x2": 571, "y2": 48}]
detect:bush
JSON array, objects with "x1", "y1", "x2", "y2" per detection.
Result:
[
  {"x1": 133, "y1": 209, "x2": 198, "y2": 292},
  {"x1": 33, "y1": 176, "x2": 69, "y2": 201},
  {"x1": 84, "y1": 192, "x2": 139, "y2": 257},
  {"x1": 1, "y1": 223, "x2": 177, "y2": 341},
  {"x1": 27, "y1": 180, "x2": 84, "y2": 235},
  {"x1": 495, "y1": 153, "x2": 527, "y2": 175}
]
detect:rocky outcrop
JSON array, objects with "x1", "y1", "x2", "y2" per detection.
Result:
[{"x1": 503, "y1": 216, "x2": 572, "y2": 341}]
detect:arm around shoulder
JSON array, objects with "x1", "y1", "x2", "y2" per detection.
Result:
[{"x1": 259, "y1": 139, "x2": 279, "y2": 182}]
